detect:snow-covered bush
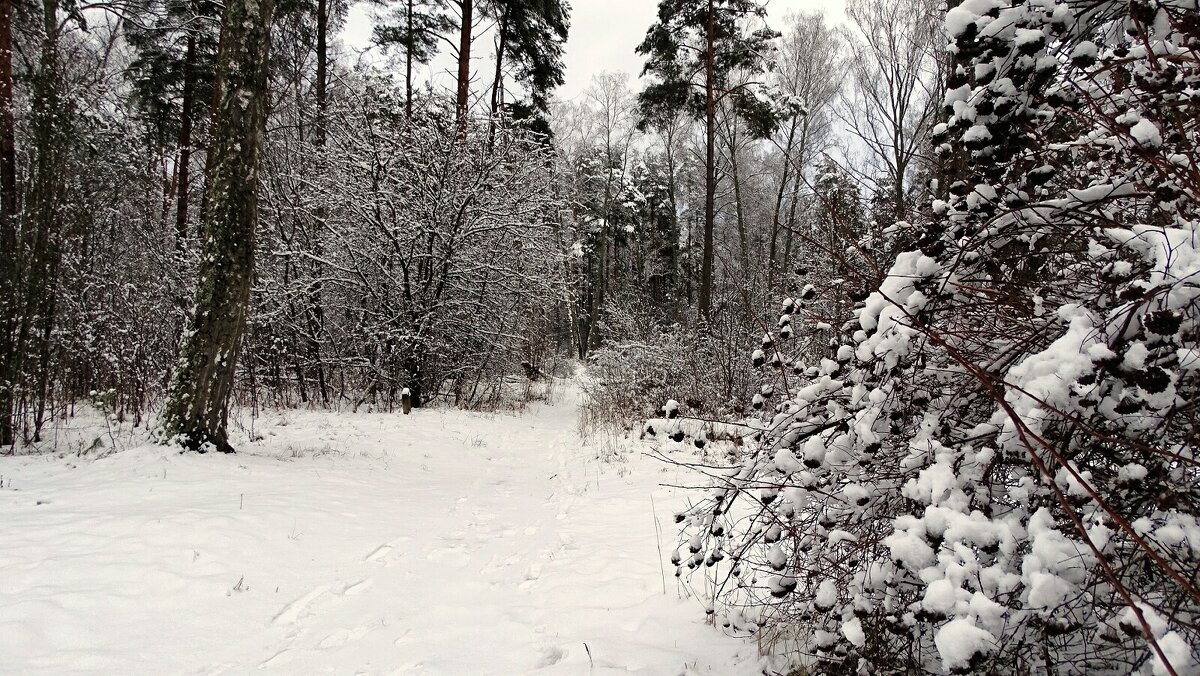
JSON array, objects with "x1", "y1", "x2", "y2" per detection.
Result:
[
  {"x1": 669, "y1": 1, "x2": 1200, "y2": 673},
  {"x1": 579, "y1": 292, "x2": 765, "y2": 443},
  {"x1": 252, "y1": 82, "x2": 570, "y2": 411}
]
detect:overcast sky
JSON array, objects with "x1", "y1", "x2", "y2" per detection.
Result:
[{"x1": 341, "y1": 0, "x2": 846, "y2": 102}]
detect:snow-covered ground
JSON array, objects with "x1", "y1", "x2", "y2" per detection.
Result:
[{"x1": 0, "y1": 382, "x2": 762, "y2": 675}]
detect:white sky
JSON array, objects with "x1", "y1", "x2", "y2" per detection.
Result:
[{"x1": 340, "y1": 0, "x2": 846, "y2": 102}]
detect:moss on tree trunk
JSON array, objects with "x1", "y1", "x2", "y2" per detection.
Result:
[{"x1": 161, "y1": 0, "x2": 275, "y2": 453}]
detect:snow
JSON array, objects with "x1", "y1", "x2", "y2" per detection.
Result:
[
  {"x1": 1155, "y1": 631, "x2": 1198, "y2": 676},
  {"x1": 934, "y1": 618, "x2": 995, "y2": 671},
  {"x1": 0, "y1": 382, "x2": 761, "y2": 675},
  {"x1": 945, "y1": 0, "x2": 995, "y2": 38},
  {"x1": 841, "y1": 617, "x2": 865, "y2": 648},
  {"x1": 963, "y1": 125, "x2": 992, "y2": 144},
  {"x1": 814, "y1": 579, "x2": 837, "y2": 610},
  {"x1": 1130, "y1": 118, "x2": 1163, "y2": 148}
]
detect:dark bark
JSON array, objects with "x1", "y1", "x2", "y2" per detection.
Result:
[
  {"x1": 727, "y1": 131, "x2": 748, "y2": 288},
  {"x1": 699, "y1": 0, "x2": 716, "y2": 321},
  {"x1": 455, "y1": 0, "x2": 473, "y2": 127},
  {"x1": 311, "y1": 0, "x2": 329, "y2": 404},
  {"x1": 174, "y1": 32, "x2": 197, "y2": 244},
  {"x1": 316, "y1": 0, "x2": 327, "y2": 139},
  {"x1": 768, "y1": 116, "x2": 797, "y2": 291},
  {"x1": 198, "y1": 19, "x2": 227, "y2": 224},
  {"x1": 0, "y1": 0, "x2": 16, "y2": 447},
  {"x1": 405, "y1": 0, "x2": 413, "y2": 118},
  {"x1": 489, "y1": 4, "x2": 510, "y2": 120},
  {"x1": 23, "y1": 0, "x2": 67, "y2": 443},
  {"x1": 781, "y1": 147, "x2": 804, "y2": 278},
  {"x1": 162, "y1": 0, "x2": 276, "y2": 453}
]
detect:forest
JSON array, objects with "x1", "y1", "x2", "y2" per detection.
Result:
[{"x1": 1, "y1": 0, "x2": 1199, "y2": 673}]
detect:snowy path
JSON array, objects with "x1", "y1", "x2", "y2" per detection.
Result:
[{"x1": 0, "y1": 385, "x2": 761, "y2": 675}]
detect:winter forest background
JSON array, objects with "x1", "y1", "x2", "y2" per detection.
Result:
[{"x1": 2, "y1": 0, "x2": 1199, "y2": 673}]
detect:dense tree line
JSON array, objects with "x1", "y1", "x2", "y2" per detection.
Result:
[
  {"x1": 0, "y1": 0, "x2": 920, "y2": 450},
  {"x1": 572, "y1": 1, "x2": 936, "y2": 431},
  {"x1": 0, "y1": 0, "x2": 574, "y2": 450}
]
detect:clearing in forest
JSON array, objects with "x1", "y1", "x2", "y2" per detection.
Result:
[{"x1": 0, "y1": 383, "x2": 759, "y2": 675}]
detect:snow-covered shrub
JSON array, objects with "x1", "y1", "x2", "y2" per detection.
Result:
[
  {"x1": 252, "y1": 82, "x2": 570, "y2": 411},
  {"x1": 579, "y1": 296, "x2": 761, "y2": 444},
  {"x1": 669, "y1": 2, "x2": 1200, "y2": 673}
]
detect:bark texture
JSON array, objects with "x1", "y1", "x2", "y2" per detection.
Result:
[
  {"x1": 0, "y1": 0, "x2": 16, "y2": 447},
  {"x1": 699, "y1": 0, "x2": 716, "y2": 321},
  {"x1": 161, "y1": 0, "x2": 275, "y2": 453},
  {"x1": 455, "y1": 0, "x2": 473, "y2": 126}
]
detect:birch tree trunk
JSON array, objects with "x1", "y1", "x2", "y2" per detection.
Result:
[{"x1": 161, "y1": 0, "x2": 275, "y2": 453}]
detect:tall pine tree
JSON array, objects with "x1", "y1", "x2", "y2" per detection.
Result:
[
  {"x1": 636, "y1": 0, "x2": 778, "y2": 321},
  {"x1": 372, "y1": 0, "x2": 453, "y2": 117},
  {"x1": 487, "y1": 0, "x2": 569, "y2": 123}
]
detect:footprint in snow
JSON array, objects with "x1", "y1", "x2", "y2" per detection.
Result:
[
  {"x1": 271, "y1": 585, "x2": 329, "y2": 626},
  {"x1": 257, "y1": 649, "x2": 292, "y2": 669},
  {"x1": 390, "y1": 660, "x2": 425, "y2": 675},
  {"x1": 341, "y1": 578, "x2": 374, "y2": 595},
  {"x1": 364, "y1": 537, "x2": 407, "y2": 564},
  {"x1": 316, "y1": 623, "x2": 372, "y2": 649},
  {"x1": 362, "y1": 545, "x2": 391, "y2": 566},
  {"x1": 519, "y1": 563, "x2": 543, "y2": 589},
  {"x1": 534, "y1": 646, "x2": 565, "y2": 668},
  {"x1": 425, "y1": 546, "x2": 471, "y2": 568}
]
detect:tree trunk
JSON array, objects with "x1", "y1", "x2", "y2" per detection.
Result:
[
  {"x1": 768, "y1": 116, "x2": 798, "y2": 291},
  {"x1": 489, "y1": 5, "x2": 510, "y2": 120},
  {"x1": 699, "y1": 0, "x2": 716, "y2": 321},
  {"x1": 663, "y1": 128, "x2": 680, "y2": 304},
  {"x1": 0, "y1": 0, "x2": 17, "y2": 447},
  {"x1": 174, "y1": 32, "x2": 197, "y2": 244},
  {"x1": 316, "y1": 0, "x2": 327, "y2": 139},
  {"x1": 22, "y1": 0, "x2": 66, "y2": 443},
  {"x1": 311, "y1": 0, "x2": 329, "y2": 404},
  {"x1": 781, "y1": 150, "x2": 804, "y2": 280},
  {"x1": 405, "y1": 0, "x2": 413, "y2": 118},
  {"x1": 455, "y1": 0, "x2": 473, "y2": 127},
  {"x1": 161, "y1": 0, "x2": 276, "y2": 453},
  {"x1": 199, "y1": 20, "x2": 226, "y2": 225},
  {"x1": 726, "y1": 129, "x2": 749, "y2": 293}
]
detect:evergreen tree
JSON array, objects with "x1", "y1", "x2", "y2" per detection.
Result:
[
  {"x1": 372, "y1": 0, "x2": 453, "y2": 117},
  {"x1": 636, "y1": 0, "x2": 779, "y2": 321},
  {"x1": 487, "y1": 0, "x2": 569, "y2": 122},
  {"x1": 126, "y1": 0, "x2": 222, "y2": 242}
]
